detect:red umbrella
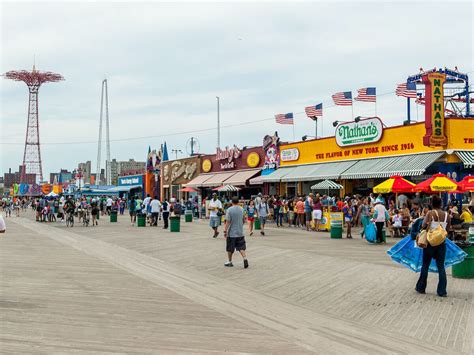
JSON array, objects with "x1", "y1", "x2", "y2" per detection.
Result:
[
  {"x1": 413, "y1": 173, "x2": 459, "y2": 193},
  {"x1": 458, "y1": 175, "x2": 474, "y2": 192},
  {"x1": 178, "y1": 186, "x2": 198, "y2": 193},
  {"x1": 373, "y1": 175, "x2": 415, "y2": 194}
]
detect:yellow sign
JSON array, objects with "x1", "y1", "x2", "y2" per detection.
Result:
[
  {"x1": 246, "y1": 152, "x2": 260, "y2": 168},
  {"x1": 423, "y1": 72, "x2": 447, "y2": 146},
  {"x1": 202, "y1": 159, "x2": 212, "y2": 172},
  {"x1": 280, "y1": 118, "x2": 473, "y2": 167}
]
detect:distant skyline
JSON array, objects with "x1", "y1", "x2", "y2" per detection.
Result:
[{"x1": 1, "y1": 1, "x2": 472, "y2": 177}]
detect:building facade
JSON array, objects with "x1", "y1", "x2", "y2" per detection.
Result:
[
  {"x1": 4, "y1": 166, "x2": 36, "y2": 188},
  {"x1": 77, "y1": 161, "x2": 92, "y2": 184},
  {"x1": 107, "y1": 159, "x2": 146, "y2": 185}
]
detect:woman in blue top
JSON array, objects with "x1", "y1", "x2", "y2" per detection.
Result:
[
  {"x1": 342, "y1": 201, "x2": 353, "y2": 238},
  {"x1": 246, "y1": 200, "x2": 256, "y2": 236}
]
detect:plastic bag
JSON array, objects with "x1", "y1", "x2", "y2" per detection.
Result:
[{"x1": 365, "y1": 223, "x2": 377, "y2": 243}]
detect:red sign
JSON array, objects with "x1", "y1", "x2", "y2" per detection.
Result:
[{"x1": 216, "y1": 145, "x2": 242, "y2": 170}]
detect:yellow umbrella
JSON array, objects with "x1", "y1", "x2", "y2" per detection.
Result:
[
  {"x1": 413, "y1": 173, "x2": 459, "y2": 193},
  {"x1": 373, "y1": 175, "x2": 416, "y2": 194}
]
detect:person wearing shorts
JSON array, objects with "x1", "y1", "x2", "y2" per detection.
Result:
[
  {"x1": 312, "y1": 196, "x2": 323, "y2": 231},
  {"x1": 305, "y1": 193, "x2": 313, "y2": 231},
  {"x1": 208, "y1": 193, "x2": 223, "y2": 238},
  {"x1": 342, "y1": 200, "x2": 353, "y2": 238},
  {"x1": 224, "y1": 196, "x2": 248, "y2": 268},
  {"x1": 246, "y1": 200, "x2": 256, "y2": 236},
  {"x1": 256, "y1": 197, "x2": 269, "y2": 236}
]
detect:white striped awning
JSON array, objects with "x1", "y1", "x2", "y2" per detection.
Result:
[
  {"x1": 281, "y1": 160, "x2": 358, "y2": 182},
  {"x1": 340, "y1": 152, "x2": 444, "y2": 179},
  {"x1": 261, "y1": 167, "x2": 297, "y2": 183},
  {"x1": 213, "y1": 185, "x2": 240, "y2": 192},
  {"x1": 221, "y1": 169, "x2": 260, "y2": 186},
  {"x1": 456, "y1": 151, "x2": 474, "y2": 168},
  {"x1": 185, "y1": 173, "x2": 215, "y2": 187},
  {"x1": 311, "y1": 180, "x2": 343, "y2": 190}
]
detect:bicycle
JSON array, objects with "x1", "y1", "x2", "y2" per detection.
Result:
[{"x1": 66, "y1": 211, "x2": 74, "y2": 227}]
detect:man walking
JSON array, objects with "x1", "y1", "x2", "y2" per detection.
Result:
[
  {"x1": 208, "y1": 193, "x2": 223, "y2": 238},
  {"x1": 162, "y1": 198, "x2": 170, "y2": 229},
  {"x1": 224, "y1": 196, "x2": 249, "y2": 268},
  {"x1": 150, "y1": 196, "x2": 161, "y2": 226}
]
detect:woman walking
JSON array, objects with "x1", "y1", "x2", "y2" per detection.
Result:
[
  {"x1": 246, "y1": 200, "x2": 256, "y2": 236},
  {"x1": 416, "y1": 196, "x2": 450, "y2": 297},
  {"x1": 312, "y1": 196, "x2": 323, "y2": 232}
]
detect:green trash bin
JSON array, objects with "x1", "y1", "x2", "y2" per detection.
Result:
[
  {"x1": 185, "y1": 210, "x2": 193, "y2": 223},
  {"x1": 110, "y1": 211, "x2": 118, "y2": 223},
  {"x1": 254, "y1": 217, "x2": 261, "y2": 230},
  {"x1": 136, "y1": 213, "x2": 146, "y2": 227},
  {"x1": 330, "y1": 220, "x2": 343, "y2": 239},
  {"x1": 170, "y1": 216, "x2": 181, "y2": 232},
  {"x1": 452, "y1": 243, "x2": 474, "y2": 279}
]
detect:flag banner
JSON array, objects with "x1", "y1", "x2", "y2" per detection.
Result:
[
  {"x1": 305, "y1": 103, "x2": 323, "y2": 119},
  {"x1": 396, "y1": 82, "x2": 417, "y2": 98},
  {"x1": 332, "y1": 91, "x2": 352, "y2": 106},
  {"x1": 354, "y1": 87, "x2": 376, "y2": 102},
  {"x1": 275, "y1": 112, "x2": 294, "y2": 125}
]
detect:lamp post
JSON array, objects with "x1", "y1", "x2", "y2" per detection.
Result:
[
  {"x1": 216, "y1": 96, "x2": 220, "y2": 149},
  {"x1": 171, "y1": 149, "x2": 182, "y2": 160}
]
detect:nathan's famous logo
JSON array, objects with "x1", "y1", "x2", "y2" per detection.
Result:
[
  {"x1": 335, "y1": 118, "x2": 383, "y2": 147},
  {"x1": 216, "y1": 145, "x2": 242, "y2": 169},
  {"x1": 422, "y1": 72, "x2": 447, "y2": 146}
]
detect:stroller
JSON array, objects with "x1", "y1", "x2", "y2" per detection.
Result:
[{"x1": 83, "y1": 208, "x2": 90, "y2": 227}]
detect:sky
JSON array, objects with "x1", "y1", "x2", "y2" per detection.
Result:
[{"x1": 1, "y1": 1, "x2": 473, "y2": 179}]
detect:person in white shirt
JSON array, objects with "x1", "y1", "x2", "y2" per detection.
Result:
[
  {"x1": 106, "y1": 197, "x2": 113, "y2": 215},
  {"x1": 373, "y1": 199, "x2": 389, "y2": 243},
  {"x1": 150, "y1": 196, "x2": 161, "y2": 226},
  {"x1": 0, "y1": 214, "x2": 6, "y2": 233},
  {"x1": 208, "y1": 193, "x2": 223, "y2": 238}
]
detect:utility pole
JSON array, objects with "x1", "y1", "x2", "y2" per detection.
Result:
[{"x1": 216, "y1": 96, "x2": 220, "y2": 148}]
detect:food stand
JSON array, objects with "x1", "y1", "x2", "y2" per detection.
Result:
[{"x1": 311, "y1": 180, "x2": 343, "y2": 231}]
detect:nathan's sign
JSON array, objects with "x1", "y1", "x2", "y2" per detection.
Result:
[
  {"x1": 216, "y1": 145, "x2": 242, "y2": 169},
  {"x1": 423, "y1": 72, "x2": 447, "y2": 146},
  {"x1": 335, "y1": 117, "x2": 383, "y2": 147}
]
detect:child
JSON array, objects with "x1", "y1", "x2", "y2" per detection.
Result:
[
  {"x1": 391, "y1": 210, "x2": 402, "y2": 237},
  {"x1": 342, "y1": 201, "x2": 353, "y2": 239}
]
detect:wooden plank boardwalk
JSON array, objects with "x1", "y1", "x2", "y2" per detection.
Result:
[{"x1": 1, "y1": 213, "x2": 472, "y2": 354}]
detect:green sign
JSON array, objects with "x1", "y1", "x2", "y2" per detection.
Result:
[{"x1": 336, "y1": 118, "x2": 383, "y2": 147}]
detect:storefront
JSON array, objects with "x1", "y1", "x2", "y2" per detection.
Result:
[
  {"x1": 114, "y1": 174, "x2": 144, "y2": 198},
  {"x1": 160, "y1": 156, "x2": 201, "y2": 201},
  {"x1": 263, "y1": 117, "x2": 474, "y2": 196},
  {"x1": 185, "y1": 145, "x2": 265, "y2": 199}
]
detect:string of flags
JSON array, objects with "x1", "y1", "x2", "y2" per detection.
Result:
[{"x1": 275, "y1": 83, "x2": 418, "y2": 125}]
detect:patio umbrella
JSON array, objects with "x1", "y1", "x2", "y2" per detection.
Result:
[
  {"x1": 212, "y1": 185, "x2": 240, "y2": 192},
  {"x1": 310, "y1": 180, "x2": 343, "y2": 190},
  {"x1": 373, "y1": 175, "x2": 415, "y2": 194},
  {"x1": 179, "y1": 186, "x2": 198, "y2": 193},
  {"x1": 458, "y1": 175, "x2": 474, "y2": 192},
  {"x1": 413, "y1": 173, "x2": 459, "y2": 193}
]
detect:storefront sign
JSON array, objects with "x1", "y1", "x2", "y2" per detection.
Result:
[
  {"x1": 216, "y1": 145, "x2": 242, "y2": 169},
  {"x1": 202, "y1": 159, "x2": 212, "y2": 173},
  {"x1": 118, "y1": 175, "x2": 143, "y2": 186},
  {"x1": 281, "y1": 148, "x2": 300, "y2": 162},
  {"x1": 263, "y1": 133, "x2": 280, "y2": 169},
  {"x1": 246, "y1": 152, "x2": 260, "y2": 168},
  {"x1": 423, "y1": 72, "x2": 447, "y2": 146},
  {"x1": 336, "y1": 117, "x2": 383, "y2": 147}
]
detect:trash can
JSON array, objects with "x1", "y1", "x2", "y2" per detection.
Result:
[
  {"x1": 170, "y1": 216, "x2": 181, "y2": 232},
  {"x1": 110, "y1": 211, "x2": 118, "y2": 223},
  {"x1": 185, "y1": 210, "x2": 193, "y2": 223},
  {"x1": 452, "y1": 242, "x2": 474, "y2": 279},
  {"x1": 254, "y1": 217, "x2": 261, "y2": 230},
  {"x1": 137, "y1": 213, "x2": 146, "y2": 227},
  {"x1": 330, "y1": 220, "x2": 343, "y2": 239}
]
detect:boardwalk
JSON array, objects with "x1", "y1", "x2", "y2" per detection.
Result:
[{"x1": 1, "y1": 213, "x2": 473, "y2": 354}]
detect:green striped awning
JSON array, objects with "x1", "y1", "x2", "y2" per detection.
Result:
[
  {"x1": 340, "y1": 152, "x2": 444, "y2": 179},
  {"x1": 455, "y1": 151, "x2": 474, "y2": 168},
  {"x1": 311, "y1": 180, "x2": 343, "y2": 190}
]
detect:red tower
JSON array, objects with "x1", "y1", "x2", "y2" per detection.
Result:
[{"x1": 4, "y1": 66, "x2": 64, "y2": 182}]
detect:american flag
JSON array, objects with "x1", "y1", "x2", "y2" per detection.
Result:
[
  {"x1": 332, "y1": 91, "x2": 352, "y2": 106},
  {"x1": 275, "y1": 112, "x2": 294, "y2": 125},
  {"x1": 396, "y1": 82, "x2": 417, "y2": 98},
  {"x1": 305, "y1": 103, "x2": 323, "y2": 119},
  {"x1": 354, "y1": 87, "x2": 376, "y2": 102}
]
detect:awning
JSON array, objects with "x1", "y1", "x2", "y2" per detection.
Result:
[
  {"x1": 456, "y1": 151, "x2": 474, "y2": 168},
  {"x1": 281, "y1": 160, "x2": 358, "y2": 182},
  {"x1": 249, "y1": 175, "x2": 264, "y2": 185},
  {"x1": 201, "y1": 171, "x2": 237, "y2": 187},
  {"x1": 185, "y1": 174, "x2": 214, "y2": 187},
  {"x1": 340, "y1": 152, "x2": 444, "y2": 179},
  {"x1": 261, "y1": 167, "x2": 297, "y2": 183},
  {"x1": 311, "y1": 180, "x2": 343, "y2": 190},
  {"x1": 221, "y1": 169, "x2": 260, "y2": 186},
  {"x1": 107, "y1": 184, "x2": 142, "y2": 192}
]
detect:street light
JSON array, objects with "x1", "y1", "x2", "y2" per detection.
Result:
[{"x1": 171, "y1": 149, "x2": 183, "y2": 160}]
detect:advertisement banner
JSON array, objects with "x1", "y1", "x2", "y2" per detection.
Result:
[{"x1": 423, "y1": 72, "x2": 447, "y2": 146}]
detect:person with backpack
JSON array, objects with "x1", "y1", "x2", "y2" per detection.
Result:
[
  {"x1": 161, "y1": 198, "x2": 170, "y2": 229},
  {"x1": 416, "y1": 195, "x2": 451, "y2": 297},
  {"x1": 256, "y1": 196, "x2": 269, "y2": 236}
]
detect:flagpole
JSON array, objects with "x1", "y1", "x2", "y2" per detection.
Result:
[
  {"x1": 375, "y1": 98, "x2": 377, "y2": 116},
  {"x1": 351, "y1": 102, "x2": 354, "y2": 119}
]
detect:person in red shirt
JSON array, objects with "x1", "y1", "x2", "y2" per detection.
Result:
[
  {"x1": 336, "y1": 198, "x2": 344, "y2": 212},
  {"x1": 295, "y1": 197, "x2": 305, "y2": 228}
]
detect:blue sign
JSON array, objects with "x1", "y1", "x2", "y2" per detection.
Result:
[{"x1": 118, "y1": 175, "x2": 143, "y2": 186}]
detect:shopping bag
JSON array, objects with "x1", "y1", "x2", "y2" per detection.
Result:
[{"x1": 416, "y1": 230, "x2": 428, "y2": 248}]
